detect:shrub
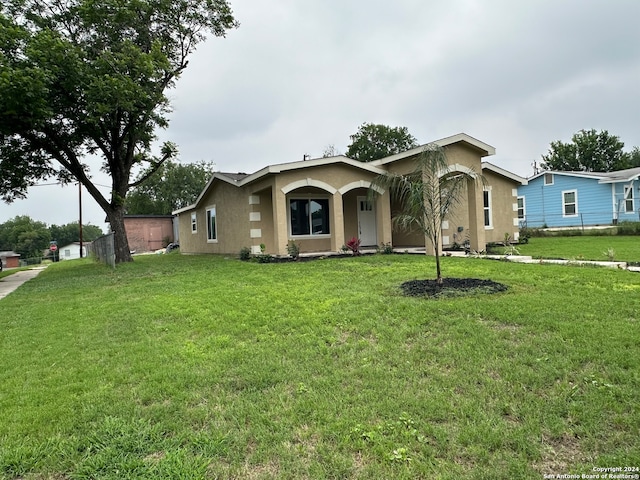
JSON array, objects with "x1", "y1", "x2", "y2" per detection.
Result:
[
  {"x1": 378, "y1": 242, "x2": 394, "y2": 254},
  {"x1": 345, "y1": 237, "x2": 361, "y2": 256},
  {"x1": 616, "y1": 221, "x2": 640, "y2": 236},
  {"x1": 239, "y1": 247, "x2": 251, "y2": 261},
  {"x1": 286, "y1": 239, "x2": 300, "y2": 259}
]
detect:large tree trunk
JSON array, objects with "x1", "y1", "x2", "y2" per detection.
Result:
[{"x1": 105, "y1": 206, "x2": 133, "y2": 264}]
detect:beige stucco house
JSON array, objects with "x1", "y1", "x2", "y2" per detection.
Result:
[{"x1": 173, "y1": 133, "x2": 526, "y2": 256}]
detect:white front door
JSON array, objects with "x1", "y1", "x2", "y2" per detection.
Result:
[{"x1": 357, "y1": 196, "x2": 377, "y2": 246}]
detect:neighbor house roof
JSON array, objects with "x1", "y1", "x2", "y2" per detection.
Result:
[{"x1": 528, "y1": 166, "x2": 640, "y2": 184}]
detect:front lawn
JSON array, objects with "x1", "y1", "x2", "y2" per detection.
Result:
[
  {"x1": 1, "y1": 254, "x2": 638, "y2": 479},
  {"x1": 515, "y1": 235, "x2": 640, "y2": 263}
]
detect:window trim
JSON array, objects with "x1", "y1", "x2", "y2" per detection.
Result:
[
  {"x1": 562, "y1": 189, "x2": 578, "y2": 217},
  {"x1": 483, "y1": 188, "x2": 493, "y2": 229},
  {"x1": 517, "y1": 196, "x2": 526, "y2": 220},
  {"x1": 624, "y1": 186, "x2": 634, "y2": 213},
  {"x1": 191, "y1": 212, "x2": 197, "y2": 233},
  {"x1": 206, "y1": 205, "x2": 217, "y2": 243},
  {"x1": 544, "y1": 173, "x2": 554, "y2": 185},
  {"x1": 288, "y1": 195, "x2": 331, "y2": 238}
]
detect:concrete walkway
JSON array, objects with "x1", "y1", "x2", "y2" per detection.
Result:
[{"x1": 0, "y1": 266, "x2": 48, "y2": 300}]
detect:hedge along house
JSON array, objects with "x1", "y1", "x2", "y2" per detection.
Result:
[
  {"x1": 173, "y1": 133, "x2": 525, "y2": 256},
  {"x1": 517, "y1": 167, "x2": 640, "y2": 228}
]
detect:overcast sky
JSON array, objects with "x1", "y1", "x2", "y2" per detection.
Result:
[{"x1": 2, "y1": 0, "x2": 640, "y2": 230}]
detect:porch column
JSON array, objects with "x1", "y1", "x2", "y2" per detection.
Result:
[
  {"x1": 330, "y1": 192, "x2": 344, "y2": 252},
  {"x1": 467, "y1": 181, "x2": 486, "y2": 252},
  {"x1": 272, "y1": 188, "x2": 289, "y2": 255},
  {"x1": 377, "y1": 190, "x2": 392, "y2": 246}
]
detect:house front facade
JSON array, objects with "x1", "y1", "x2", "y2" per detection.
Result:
[
  {"x1": 518, "y1": 167, "x2": 640, "y2": 228},
  {"x1": 174, "y1": 133, "x2": 526, "y2": 256}
]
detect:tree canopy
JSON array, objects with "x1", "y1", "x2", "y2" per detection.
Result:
[
  {"x1": 126, "y1": 160, "x2": 215, "y2": 215},
  {"x1": 346, "y1": 123, "x2": 418, "y2": 162},
  {"x1": 541, "y1": 129, "x2": 632, "y2": 172},
  {"x1": 0, "y1": 215, "x2": 50, "y2": 260},
  {"x1": 49, "y1": 222, "x2": 104, "y2": 247},
  {"x1": 0, "y1": 0, "x2": 237, "y2": 263}
]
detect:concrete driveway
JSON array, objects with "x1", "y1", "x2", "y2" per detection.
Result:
[{"x1": 0, "y1": 266, "x2": 48, "y2": 300}]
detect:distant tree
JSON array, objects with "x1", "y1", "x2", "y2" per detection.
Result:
[
  {"x1": 49, "y1": 222, "x2": 104, "y2": 247},
  {"x1": 0, "y1": 0, "x2": 237, "y2": 264},
  {"x1": 321, "y1": 144, "x2": 341, "y2": 158},
  {"x1": 346, "y1": 123, "x2": 418, "y2": 162},
  {"x1": 126, "y1": 160, "x2": 215, "y2": 215},
  {"x1": 627, "y1": 146, "x2": 640, "y2": 168},
  {"x1": 370, "y1": 145, "x2": 479, "y2": 284},
  {"x1": 541, "y1": 129, "x2": 629, "y2": 172},
  {"x1": 0, "y1": 215, "x2": 50, "y2": 260}
]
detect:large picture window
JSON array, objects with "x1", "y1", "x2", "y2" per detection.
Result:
[
  {"x1": 562, "y1": 190, "x2": 577, "y2": 216},
  {"x1": 289, "y1": 198, "x2": 330, "y2": 236},
  {"x1": 206, "y1": 206, "x2": 217, "y2": 241}
]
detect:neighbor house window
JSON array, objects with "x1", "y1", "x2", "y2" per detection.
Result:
[
  {"x1": 624, "y1": 186, "x2": 634, "y2": 213},
  {"x1": 64, "y1": 249, "x2": 71, "y2": 258},
  {"x1": 544, "y1": 173, "x2": 554, "y2": 185},
  {"x1": 483, "y1": 189, "x2": 492, "y2": 228},
  {"x1": 289, "y1": 198, "x2": 330, "y2": 236},
  {"x1": 191, "y1": 213, "x2": 197, "y2": 233},
  {"x1": 517, "y1": 196, "x2": 526, "y2": 219},
  {"x1": 563, "y1": 190, "x2": 577, "y2": 216},
  {"x1": 206, "y1": 206, "x2": 217, "y2": 242}
]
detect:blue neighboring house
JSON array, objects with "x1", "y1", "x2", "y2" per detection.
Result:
[{"x1": 517, "y1": 167, "x2": 640, "y2": 228}]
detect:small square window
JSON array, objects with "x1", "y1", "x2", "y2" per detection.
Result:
[{"x1": 544, "y1": 173, "x2": 554, "y2": 185}]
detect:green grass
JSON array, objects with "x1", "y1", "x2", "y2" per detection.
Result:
[
  {"x1": 1, "y1": 254, "x2": 639, "y2": 479},
  {"x1": 515, "y1": 235, "x2": 640, "y2": 262}
]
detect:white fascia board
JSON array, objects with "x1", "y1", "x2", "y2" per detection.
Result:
[
  {"x1": 371, "y1": 133, "x2": 495, "y2": 167},
  {"x1": 235, "y1": 156, "x2": 386, "y2": 186},
  {"x1": 528, "y1": 170, "x2": 607, "y2": 182},
  {"x1": 482, "y1": 162, "x2": 528, "y2": 185}
]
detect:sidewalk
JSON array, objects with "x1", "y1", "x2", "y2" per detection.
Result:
[{"x1": 0, "y1": 266, "x2": 48, "y2": 300}]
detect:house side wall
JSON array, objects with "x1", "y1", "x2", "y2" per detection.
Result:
[
  {"x1": 177, "y1": 181, "x2": 252, "y2": 255},
  {"x1": 518, "y1": 175, "x2": 615, "y2": 227},
  {"x1": 482, "y1": 170, "x2": 520, "y2": 243}
]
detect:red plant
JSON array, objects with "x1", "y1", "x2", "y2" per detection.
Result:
[{"x1": 346, "y1": 237, "x2": 361, "y2": 255}]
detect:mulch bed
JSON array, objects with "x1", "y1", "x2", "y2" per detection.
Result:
[{"x1": 400, "y1": 277, "x2": 508, "y2": 298}]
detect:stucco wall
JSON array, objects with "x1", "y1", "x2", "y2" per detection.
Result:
[{"x1": 482, "y1": 170, "x2": 520, "y2": 243}]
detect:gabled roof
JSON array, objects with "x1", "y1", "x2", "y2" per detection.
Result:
[
  {"x1": 598, "y1": 166, "x2": 640, "y2": 183},
  {"x1": 173, "y1": 133, "x2": 503, "y2": 216},
  {"x1": 528, "y1": 167, "x2": 640, "y2": 184},
  {"x1": 370, "y1": 133, "x2": 496, "y2": 166},
  {"x1": 482, "y1": 162, "x2": 528, "y2": 185},
  {"x1": 173, "y1": 155, "x2": 387, "y2": 215}
]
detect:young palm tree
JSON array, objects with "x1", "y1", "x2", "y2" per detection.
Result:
[{"x1": 371, "y1": 144, "x2": 480, "y2": 284}]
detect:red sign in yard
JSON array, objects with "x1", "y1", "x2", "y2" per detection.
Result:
[{"x1": 50, "y1": 245, "x2": 57, "y2": 251}]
